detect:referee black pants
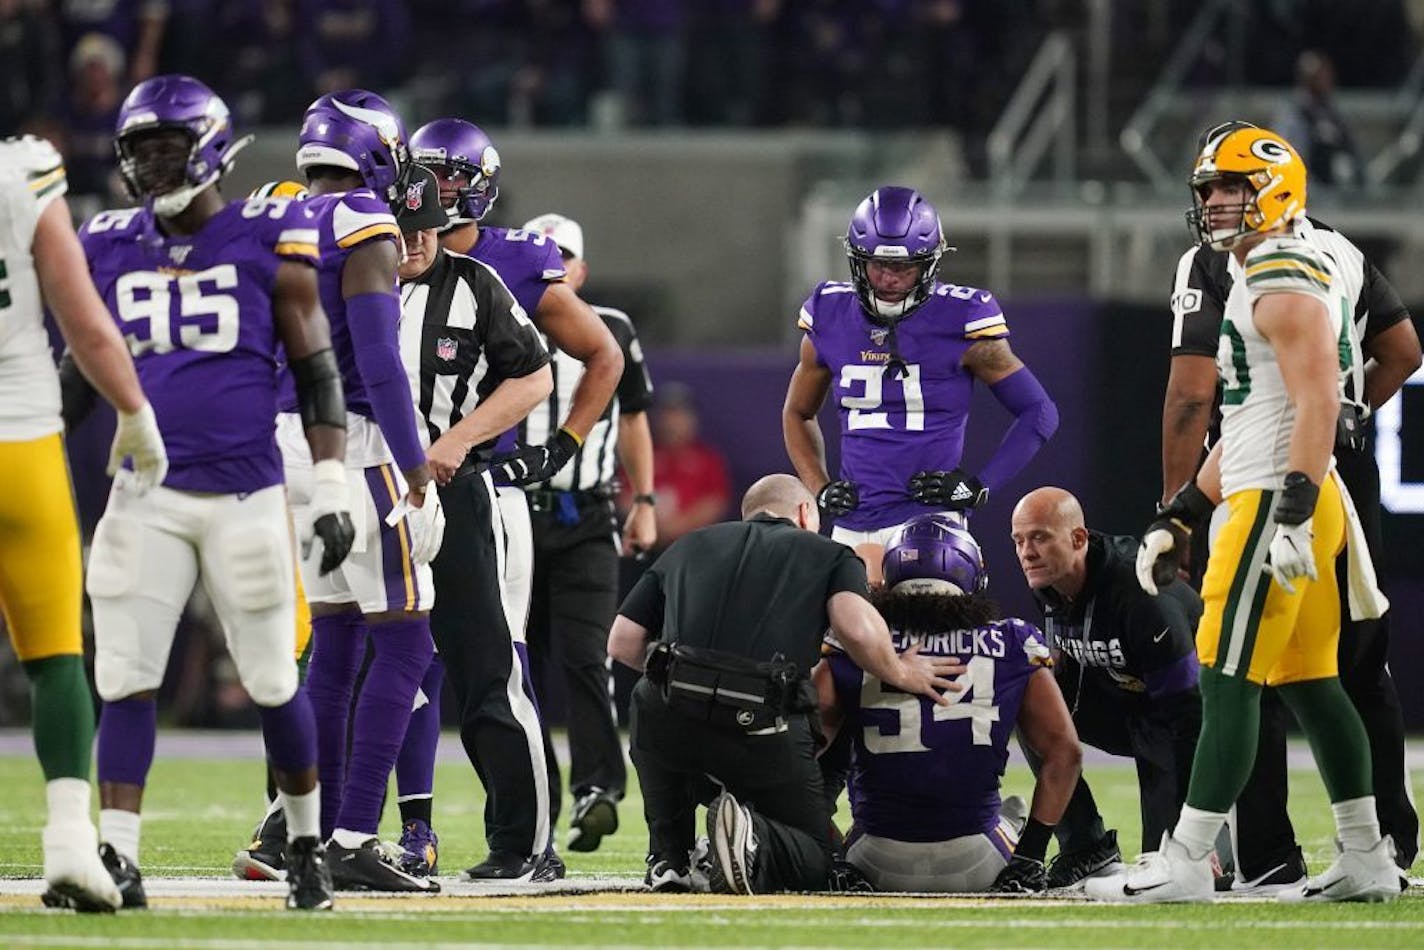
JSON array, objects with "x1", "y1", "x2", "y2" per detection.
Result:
[
  {"x1": 1233, "y1": 441, "x2": 1418, "y2": 875},
  {"x1": 527, "y1": 497, "x2": 627, "y2": 826},
  {"x1": 629, "y1": 679, "x2": 832, "y2": 892},
  {"x1": 431, "y1": 471, "x2": 549, "y2": 860}
]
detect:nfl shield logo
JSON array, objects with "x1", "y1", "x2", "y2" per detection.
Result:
[
  {"x1": 870, "y1": 326, "x2": 889, "y2": 345},
  {"x1": 436, "y1": 336, "x2": 457, "y2": 361},
  {"x1": 405, "y1": 181, "x2": 425, "y2": 211}
]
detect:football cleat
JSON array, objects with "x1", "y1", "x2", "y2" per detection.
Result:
[
  {"x1": 396, "y1": 819, "x2": 439, "y2": 877},
  {"x1": 461, "y1": 850, "x2": 539, "y2": 882},
  {"x1": 1046, "y1": 828, "x2": 1124, "y2": 890},
  {"x1": 707, "y1": 792, "x2": 759, "y2": 895},
  {"x1": 534, "y1": 850, "x2": 566, "y2": 882},
  {"x1": 97, "y1": 843, "x2": 146, "y2": 909},
  {"x1": 39, "y1": 821, "x2": 120, "y2": 913},
  {"x1": 285, "y1": 836, "x2": 334, "y2": 911},
  {"x1": 689, "y1": 835, "x2": 713, "y2": 893},
  {"x1": 232, "y1": 806, "x2": 286, "y2": 881},
  {"x1": 567, "y1": 788, "x2": 619, "y2": 853},
  {"x1": 1219, "y1": 848, "x2": 1308, "y2": 895},
  {"x1": 1278, "y1": 836, "x2": 1400, "y2": 904},
  {"x1": 1084, "y1": 832, "x2": 1214, "y2": 904},
  {"x1": 645, "y1": 858, "x2": 692, "y2": 893},
  {"x1": 327, "y1": 837, "x2": 440, "y2": 893},
  {"x1": 827, "y1": 859, "x2": 875, "y2": 893}
]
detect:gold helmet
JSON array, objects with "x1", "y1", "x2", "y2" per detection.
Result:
[
  {"x1": 1187, "y1": 126, "x2": 1306, "y2": 251},
  {"x1": 248, "y1": 179, "x2": 310, "y2": 200}
]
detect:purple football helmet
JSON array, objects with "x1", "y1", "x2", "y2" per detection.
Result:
[
  {"x1": 296, "y1": 89, "x2": 411, "y2": 205},
  {"x1": 883, "y1": 513, "x2": 987, "y2": 596},
  {"x1": 114, "y1": 74, "x2": 247, "y2": 217},
  {"x1": 409, "y1": 118, "x2": 501, "y2": 224},
  {"x1": 845, "y1": 186, "x2": 947, "y2": 322}
]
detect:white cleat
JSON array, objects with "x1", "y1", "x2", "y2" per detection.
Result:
[
  {"x1": 1278, "y1": 836, "x2": 1400, "y2": 904},
  {"x1": 41, "y1": 821, "x2": 121, "y2": 912},
  {"x1": 1084, "y1": 832, "x2": 1215, "y2": 904}
]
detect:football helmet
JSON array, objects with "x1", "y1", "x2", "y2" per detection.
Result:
[
  {"x1": 296, "y1": 89, "x2": 411, "y2": 205},
  {"x1": 409, "y1": 118, "x2": 501, "y2": 224},
  {"x1": 114, "y1": 74, "x2": 250, "y2": 217},
  {"x1": 882, "y1": 513, "x2": 987, "y2": 596},
  {"x1": 1187, "y1": 125, "x2": 1306, "y2": 251},
  {"x1": 845, "y1": 186, "x2": 947, "y2": 322},
  {"x1": 249, "y1": 180, "x2": 310, "y2": 200}
]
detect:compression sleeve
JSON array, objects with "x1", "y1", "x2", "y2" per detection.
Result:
[
  {"x1": 346, "y1": 291, "x2": 426, "y2": 473},
  {"x1": 976, "y1": 366, "x2": 1059, "y2": 492}
]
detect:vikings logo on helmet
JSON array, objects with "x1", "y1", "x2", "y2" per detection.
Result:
[
  {"x1": 882, "y1": 513, "x2": 986, "y2": 596},
  {"x1": 1186, "y1": 125, "x2": 1307, "y2": 251},
  {"x1": 844, "y1": 186, "x2": 950, "y2": 323},
  {"x1": 296, "y1": 89, "x2": 412, "y2": 206}
]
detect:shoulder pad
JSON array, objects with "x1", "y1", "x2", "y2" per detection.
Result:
[
  {"x1": 326, "y1": 190, "x2": 399, "y2": 249},
  {"x1": 0, "y1": 135, "x2": 67, "y2": 206},
  {"x1": 1243, "y1": 236, "x2": 1331, "y2": 296},
  {"x1": 80, "y1": 207, "x2": 146, "y2": 239}
]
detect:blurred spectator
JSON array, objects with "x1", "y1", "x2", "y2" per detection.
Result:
[
  {"x1": 0, "y1": 0, "x2": 62, "y2": 134},
  {"x1": 211, "y1": 0, "x2": 303, "y2": 125},
  {"x1": 586, "y1": 0, "x2": 687, "y2": 127},
  {"x1": 649, "y1": 382, "x2": 731, "y2": 547},
  {"x1": 1273, "y1": 49, "x2": 1365, "y2": 189},
  {"x1": 55, "y1": 0, "x2": 168, "y2": 85},
  {"x1": 518, "y1": 0, "x2": 597, "y2": 125},
  {"x1": 57, "y1": 32, "x2": 126, "y2": 205},
  {"x1": 685, "y1": 0, "x2": 778, "y2": 126},
  {"x1": 294, "y1": 0, "x2": 409, "y2": 98}
]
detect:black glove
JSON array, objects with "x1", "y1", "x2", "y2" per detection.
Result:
[
  {"x1": 989, "y1": 854, "x2": 1048, "y2": 893},
  {"x1": 312, "y1": 512, "x2": 356, "y2": 576},
  {"x1": 1141, "y1": 480, "x2": 1216, "y2": 590},
  {"x1": 816, "y1": 480, "x2": 859, "y2": 517},
  {"x1": 908, "y1": 468, "x2": 988, "y2": 510},
  {"x1": 490, "y1": 427, "x2": 580, "y2": 485}
]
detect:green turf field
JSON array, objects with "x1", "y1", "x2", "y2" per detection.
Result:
[{"x1": 0, "y1": 741, "x2": 1420, "y2": 948}]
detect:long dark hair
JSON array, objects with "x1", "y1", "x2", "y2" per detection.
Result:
[{"x1": 869, "y1": 589, "x2": 999, "y2": 634}]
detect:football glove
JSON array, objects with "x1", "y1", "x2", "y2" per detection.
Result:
[
  {"x1": 108, "y1": 402, "x2": 168, "y2": 494},
  {"x1": 1136, "y1": 481, "x2": 1215, "y2": 595},
  {"x1": 908, "y1": 468, "x2": 988, "y2": 510},
  {"x1": 1260, "y1": 472, "x2": 1320, "y2": 594},
  {"x1": 490, "y1": 427, "x2": 580, "y2": 485},
  {"x1": 303, "y1": 460, "x2": 356, "y2": 576},
  {"x1": 815, "y1": 479, "x2": 860, "y2": 517},
  {"x1": 989, "y1": 854, "x2": 1048, "y2": 893},
  {"x1": 385, "y1": 482, "x2": 446, "y2": 565}
]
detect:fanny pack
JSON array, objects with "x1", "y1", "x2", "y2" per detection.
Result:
[{"x1": 644, "y1": 641, "x2": 812, "y2": 731}]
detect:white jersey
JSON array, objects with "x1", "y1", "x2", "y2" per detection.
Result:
[
  {"x1": 1217, "y1": 230, "x2": 1350, "y2": 496},
  {"x1": 0, "y1": 137, "x2": 67, "y2": 440}
]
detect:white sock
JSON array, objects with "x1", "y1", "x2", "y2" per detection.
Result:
[
  {"x1": 331, "y1": 828, "x2": 371, "y2": 849},
  {"x1": 1173, "y1": 805, "x2": 1227, "y2": 861},
  {"x1": 99, "y1": 808, "x2": 141, "y2": 865},
  {"x1": 45, "y1": 778, "x2": 92, "y2": 827},
  {"x1": 1332, "y1": 796, "x2": 1381, "y2": 852},
  {"x1": 279, "y1": 786, "x2": 321, "y2": 841}
]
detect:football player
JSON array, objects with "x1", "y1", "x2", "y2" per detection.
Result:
[
  {"x1": 784, "y1": 186, "x2": 1059, "y2": 583},
  {"x1": 389, "y1": 117, "x2": 623, "y2": 881},
  {"x1": 72, "y1": 74, "x2": 354, "y2": 912},
  {"x1": 232, "y1": 91, "x2": 444, "y2": 894},
  {"x1": 0, "y1": 134, "x2": 165, "y2": 913},
  {"x1": 816, "y1": 515, "x2": 1081, "y2": 893},
  {"x1": 1093, "y1": 126, "x2": 1399, "y2": 903}
]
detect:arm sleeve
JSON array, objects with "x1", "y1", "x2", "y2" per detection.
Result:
[
  {"x1": 346, "y1": 291, "x2": 426, "y2": 472},
  {"x1": 618, "y1": 564, "x2": 666, "y2": 634},
  {"x1": 976, "y1": 366, "x2": 1059, "y2": 492},
  {"x1": 1170, "y1": 246, "x2": 1229, "y2": 358}
]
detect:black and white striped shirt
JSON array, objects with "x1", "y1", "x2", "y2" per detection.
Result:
[
  {"x1": 399, "y1": 249, "x2": 550, "y2": 451},
  {"x1": 518, "y1": 304, "x2": 654, "y2": 491}
]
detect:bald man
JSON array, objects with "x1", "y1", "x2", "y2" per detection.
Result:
[
  {"x1": 1010, "y1": 487, "x2": 1203, "y2": 885},
  {"x1": 611, "y1": 473, "x2": 964, "y2": 895}
]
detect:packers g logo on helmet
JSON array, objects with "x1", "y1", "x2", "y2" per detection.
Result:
[{"x1": 1186, "y1": 126, "x2": 1306, "y2": 251}]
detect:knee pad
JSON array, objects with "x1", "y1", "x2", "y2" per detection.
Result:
[
  {"x1": 85, "y1": 513, "x2": 144, "y2": 599},
  {"x1": 213, "y1": 521, "x2": 294, "y2": 612},
  {"x1": 241, "y1": 655, "x2": 299, "y2": 708},
  {"x1": 93, "y1": 609, "x2": 163, "y2": 701}
]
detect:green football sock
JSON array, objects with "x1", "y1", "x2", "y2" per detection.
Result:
[
  {"x1": 21, "y1": 654, "x2": 95, "y2": 781},
  {"x1": 1277, "y1": 676, "x2": 1373, "y2": 803},
  {"x1": 1185, "y1": 666, "x2": 1262, "y2": 813}
]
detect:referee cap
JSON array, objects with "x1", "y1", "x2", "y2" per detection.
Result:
[{"x1": 522, "y1": 212, "x2": 584, "y2": 260}]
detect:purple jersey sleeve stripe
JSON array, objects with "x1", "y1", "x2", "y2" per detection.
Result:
[{"x1": 337, "y1": 221, "x2": 400, "y2": 248}]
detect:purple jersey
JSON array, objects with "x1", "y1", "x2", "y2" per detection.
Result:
[
  {"x1": 798, "y1": 280, "x2": 1010, "y2": 531},
  {"x1": 80, "y1": 198, "x2": 322, "y2": 494},
  {"x1": 276, "y1": 188, "x2": 401, "y2": 417},
  {"x1": 829, "y1": 617, "x2": 1049, "y2": 842}
]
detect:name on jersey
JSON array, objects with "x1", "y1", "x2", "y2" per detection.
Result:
[
  {"x1": 859, "y1": 350, "x2": 891, "y2": 363},
  {"x1": 893, "y1": 628, "x2": 1006, "y2": 658}
]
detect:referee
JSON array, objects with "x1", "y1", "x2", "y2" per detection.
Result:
[
  {"x1": 395, "y1": 166, "x2": 557, "y2": 881},
  {"x1": 516, "y1": 213, "x2": 657, "y2": 854},
  {"x1": 1162, "y1": 121, "x2": 1423, "y2": 886}
]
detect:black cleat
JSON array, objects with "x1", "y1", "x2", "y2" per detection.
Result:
[
  {"x1": 1046, "y1": 829, "x2": 1123, "y2": 890},
  {"x1": 232, "y1": 807, "x2": 286, "y2": 881},
  {"x1": 98, "y1": 843, "x2": 146, "y2": 909},
  {"x1": 285, "y1": 836, "x2": 334, "y2": 911},
  {"x1": 460, "y1": 850, "x2": 539, "y2": 882},
  {"x1": 645, "y1": 858, "x2": 692, "y2": 892},
  {"x1": 327, "y1": 838, "x2": 440, "y2": 893},
  {"x1": 567, "y1": 788, "x2": 619, "y2": 853},
  {"x1": 534, "y1": 849, "x2": 566, "y2": 882}
]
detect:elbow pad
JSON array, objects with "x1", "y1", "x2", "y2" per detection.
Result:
[
  {"x1": 991, "y1": 366, "x2": 1060, "y2": 441},
  {"x1": 291, "y1": 348, "x2": 347, "y2": 430}
]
